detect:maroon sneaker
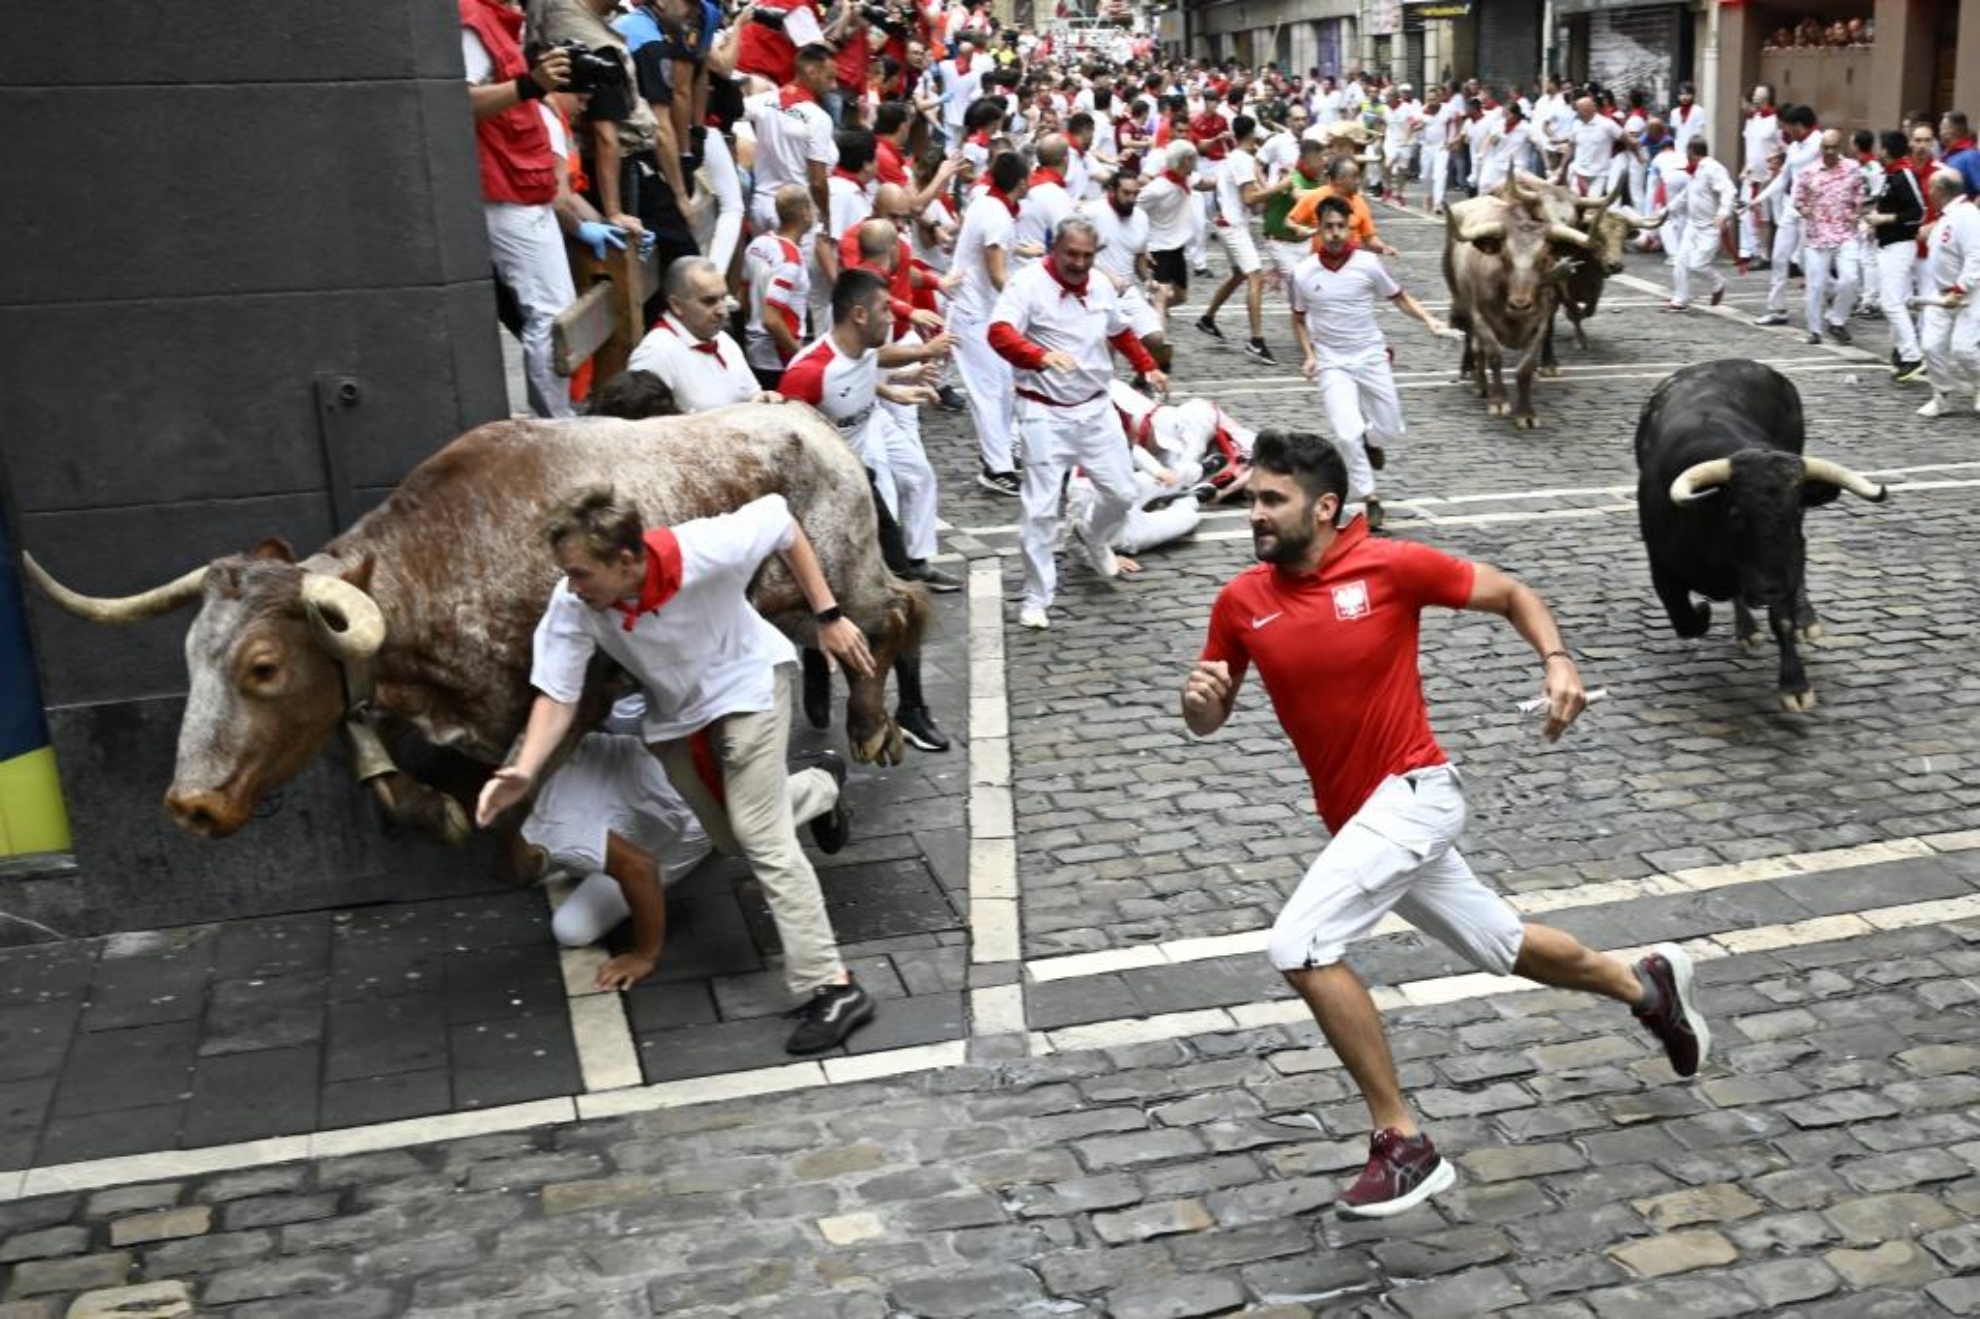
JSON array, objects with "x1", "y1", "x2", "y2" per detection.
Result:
[
  {"x1": 1634, "y1": 941, "x2": 1710, "y2": 1078},
  {"x1": 1336, "y1": 1127, "x2": 1456, "y2": 1220}
]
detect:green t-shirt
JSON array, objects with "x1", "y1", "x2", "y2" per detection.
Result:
[{"x1": 1263, "y1": 167, "x2": 1322, "y2": 241}]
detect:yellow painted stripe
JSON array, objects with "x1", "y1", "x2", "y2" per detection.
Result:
[{"x1": 0, "y1": 745, "x2": 72, "y2": 856}]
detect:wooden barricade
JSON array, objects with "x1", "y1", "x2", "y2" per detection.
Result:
[{"x1": 552, "y1": 242, "x2": 661, "y2": 386}]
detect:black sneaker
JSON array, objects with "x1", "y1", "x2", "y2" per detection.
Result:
[
  {"x1": 1195, "y1": 317, "x2": 1225, "y2": 341},
  {"x1": 1827, "y1": 322, "x2": 1852, "y2": 345},
  {"x1": 905, "y1": 560, "x2": 963, "y2": 592},
  {"x1": 801, "y1": 649, "x2": 832, "y2": 730},
  {"x1": 977, "y1": 466, "x2": 1021, "y2": 498},
  {"x1": 897, "y1": 704, "x2": 951, "y2": 752},
  {"x1": 793, "y1": 750, "x2": 852, "y2": 854},
  {"x1": 1366, "y1": 444, "x2": 1387, "y2": 471},
  {"x1": 1244, "y1": 338, "x2": 1278, "y2": 364},
  {"x1": 1895, "y1": 359, "x2": 1928, "y2": 383},
  {"x1": 1805, "y1": 332, "x2": 1822, "y2": 345},
  {"x1": 936, "y1": 385, "x2": 967, "y2": 413},
  {"x1": 1633, "y1": 942, "x2": 1710, "y2": 1078},
  {"x1": 1754, "y1": 311, "x2": 1789, "y2": 327},
  {"x1": 785, "y1": 977, "x2": 875, "y2": 1054}
]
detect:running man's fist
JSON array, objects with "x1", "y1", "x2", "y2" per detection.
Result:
[{"x1": 1182, "y1": 659, "x2": 1232, "y2": 717}]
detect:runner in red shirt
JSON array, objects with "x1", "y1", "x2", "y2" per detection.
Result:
[{"x1": 1181, "y1": 430, "x2": 1709, "y2": 1222}]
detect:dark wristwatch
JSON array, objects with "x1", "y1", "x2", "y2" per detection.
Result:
[{"x1": 815, "y1": 606, "x2": 844, "y2": 625}]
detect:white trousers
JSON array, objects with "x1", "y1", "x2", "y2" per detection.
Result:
[
  {"x1": 1269, "y1": 238, "x2": 1309, "y2": 282},
  {"x1": 1425, "y1": 144, "x2": 1450, "y2": 209},
  {"x1": 1921, "y1": 299, "x2": 1980, "y2": 399},
  {"x1": 874, "y1": 401, "x2": 940, "y2": 560},
  {"x1": 1876, "y1": 243, "x2": 1925, "y2": 362},
  {"x1": 1766, "y1": 210, "x2": 1803, "y2": 314},
  {"x1": 1803, "y1": 244, "x2": 1860, "y2": 332},
  {"x1": 486, "y1": 201, "x2": 578, "y2": 419},
  {"x1": 1317, "y1": 349, "x2": 1405, "y2": 502},
  {"x1": 1738, "y1": 181, "x2": 1765, "y2": 258},
  {"x1": 1016, "y1": 397, "x2": 1135, "y2": 610},
  {"x1": 953, "y1": 320, "x2": 1016, "y2": 473},
  {"x1": 1669, "y1": 221, "x2": 1725, "y2": 307},
  {"x1": 1117, "y1": 473, "x2": 1201, "y2": 554}
]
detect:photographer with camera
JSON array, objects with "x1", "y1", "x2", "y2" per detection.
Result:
[{"x1": 461, "y1": 0, "x2": 582, "y2": 419}]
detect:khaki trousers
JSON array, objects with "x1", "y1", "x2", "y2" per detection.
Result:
[{"x1": 650, "y1": 671, "x2": 844, "y2": 994}]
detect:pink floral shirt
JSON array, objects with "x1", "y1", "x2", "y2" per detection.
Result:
[{"x1": 1792, "y1": 159, "x2": 1864, "y2": 249}]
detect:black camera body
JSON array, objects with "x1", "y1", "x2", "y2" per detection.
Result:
[{"x1": 547, "y1": 39, "x2": 628, "y2": 94}]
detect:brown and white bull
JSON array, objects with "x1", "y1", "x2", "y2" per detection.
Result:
[
  {"x1": 1442, "y1": 180, "x2": 1592, "y2": 428},
  {"x1": 23, "y1": 405, "x2": 927, "y2": 842}
]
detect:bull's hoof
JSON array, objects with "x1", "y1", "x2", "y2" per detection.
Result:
[
  {"x1": 851, "y1": 719, "x2": 908, "y2": 767},
  {"x1": 1513, "y1": 412, "x2": 1538, "y2": 430},
  {"x1": 1737, "y1": 630, "x2": 1765, "y2": 652},
  {"x1": 1779, "y1": 688, "x2": 1818, "y2": 713},
  {"x1": 1487, "y1": 400, "x2": 1509, "y2": 417},
  {"x1": 1799, "y1": 620, "x2": 1825, "y2": 642},
  {"x1": 373, "y1": 776, "x2": 471, "y2": 847}
]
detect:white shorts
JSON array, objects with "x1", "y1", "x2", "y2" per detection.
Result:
[
  {"x1": 1212, "y1": 220, "x2": 1262, "y2": 275},
  {"x1": 1265, "y1": 765, "x2": 1525, "y2": 977},
  {"x1": 1118, "y1": 283, "x2": 1162, "y2": 338}
]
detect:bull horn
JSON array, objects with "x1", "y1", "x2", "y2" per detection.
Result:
[
  {"x1": 300, "y1": 573, "x2": 387, "y2": 663},
  {"x1": 20, "y1": 554, "x2": 208, "y2": 624},
  {"x1": 1455, "y1": 215, "x2": 1506, "y2": 244},
  {"x1": 1548, "y1": 221, "x2": 1594, "y2": 246},
  {"x1": 1571, "y1": 191, "x2": 1614, "y2": 212},
  {"x1": 1669, "y1": 458, "x2": 1735, "y2": 504},
  {"x1": 1802, "y1": 456, "x2": 1889, "y2": 502},
  {"x1": 1623, "y1": 209, "x2": 1667, "y2": 231}
]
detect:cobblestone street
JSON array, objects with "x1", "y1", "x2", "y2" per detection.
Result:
[{"x1": 4, "y1": 209, "x2": 1980, "y2": 1316}]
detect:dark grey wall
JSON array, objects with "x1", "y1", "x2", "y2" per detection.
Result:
[{"x1": 0, "y1": 4, "x2": 514, "y2": 937}]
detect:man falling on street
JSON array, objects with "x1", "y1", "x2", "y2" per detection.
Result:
[{"x1": 1180, "y1": 430, "x2": 1709, "y2": 1219}]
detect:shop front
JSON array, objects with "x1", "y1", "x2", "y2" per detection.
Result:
[{"x1": 1559, "y1": 0, "x2": 1697, "y2": 105}]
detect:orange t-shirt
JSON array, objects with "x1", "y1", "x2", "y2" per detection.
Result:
[{"x1": 1287, "y1": 186, "x2": 1379, "y2": 248}]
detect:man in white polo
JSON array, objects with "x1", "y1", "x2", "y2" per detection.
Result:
[
  {"x1": 988, "y1": 217, "x2": 1166, "y2": 630},
  {"x1": 627, "y1": 256, "x2": 772, "y2": 410},
  {"x1": 477, "y1": 485, "x2": 879, "y2": 1054}
]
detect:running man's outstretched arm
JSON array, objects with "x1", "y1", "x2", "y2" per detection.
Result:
[
  {"x1": 1464, "y1": 564, "x2": 1586, "y2": 742},
  {"x1": 1181, "y1": 659, "x2": 1237, "y2": 736}
]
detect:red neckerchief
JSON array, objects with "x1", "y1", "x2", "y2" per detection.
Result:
[
  {"x1": 779, "y1": 84, "x2": 818, "y2": 109},
  {"x1": 1951, "y1": 138, "x2": 1978, "y2": 153},
  {"x1": 1161, "y1": 168, "x2": 1190, "y2": 189},
  {"x1": 1316, "y1": 239, "x2": 1359, "y2": 272},
  {"x1": 985, "y1": 185, "x2": 1019, "y2": 217},
  {"x1": 652, "y1": 315, "x2": 728, "y2": 368},
  {"x1": 1043, "y1": 255, "x2": 1088, "y2": 301},
  {"x1": 1029, "y1": 167, "x2": 1065, "y2": 189},
  {"x1": 831, "y1": 166, "x2": 864, "y2": 184},
  {"x1": 612, "y1": 528, "x2": 685, "y2": 632},
  {"x1": 967, "y1": 129, "x2": 991, "y2": 148},
  {"x1": 1685, "y1": 157, "x2": 1701, "y2": 175},
  {"x1": 1675, "y1": 104, "x2": 1694, "y2": 122},
  {"x1": 1750, "y1": 105, "x2": 1775, "y2": 119}
]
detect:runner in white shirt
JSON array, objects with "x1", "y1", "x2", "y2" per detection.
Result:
[
  {"x1": 1017, "y1": 134, "x2": 1078, "y2": 255},
  {"x1": 1287, "y1": 195, "x2": 1457, "y2": 529},
  {"x1": 519, "y1": 731, "x2": 710, "y2": 985},
  {"x1": 1916, "y1": 172, "x2": 1980, "y2": 418},
  {"x1": 1138, "y1": 140, "x2": 1207, "y2": 332},
  {"x1": 822, "y1": 131, "x2": 878, "y2": 332},
  {"x1": 740, "y1": 186, "x2": 814, "y2": 383},
  {"x1": 987, "y1": 218, "x2": 1167, "y2": 629},
  {"x1": 479, "y1": 487, "x2": 876, "y2": 1055},
  {"x1": 1378, "y1": 90, "x2": 1421, "y2": 205},
  {"x1": 1752, "y1": 105, "x2": 1822, "y2": 324},
  {"x1": 1194, "y1": 116, "x2": 1276, "y2": 363},
  {"x1": 1669, "y1": 86, "x2": 1707, "y2": 153},
  {"x1": 950, "y1": 152, "x2": 1028, "y2": 494},
  {"x1": 1556, "y1": 98, "x2": 1623, "y2": 197},
  {"x1": 627, "y1": 259, "x2": 767, "y2": 411},
  {"x1": 1477, "y1": 106, "x2": 1535, "y2": 194},
  {"x1": 745, "y1": 47, "x2": 838, "y2": 233},
  {"x1": 1082, "y1": 173, "x2": 1167, "y2": 387},
  {"x1": 937, "y1": 36, "x2": 984, "y2": 142},
  {"x1": 1663, "y1": 140, "x2": 1737, "y2": 312},
  {"x1": 1738, "y1": 87, "x2": 1782, "y2": 264},
  {"x1": 1421, "y1": 90, "x2": 1455, "y2": 214}
]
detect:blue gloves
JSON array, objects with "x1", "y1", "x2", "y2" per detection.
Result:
[{"x1": 577, "y1": 220, "x2": 628, "y2": 259}]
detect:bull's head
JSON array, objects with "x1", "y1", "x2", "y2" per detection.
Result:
[
  {"x1": 1455, "y1": 200, "x2": 1590, "y2": 315},
  {"x1": 1670, "y1": 452, "x2": 1888, "y2": 607},
  {"x1": 23, "y1": 542, "x2": 385, "y2": 838}
]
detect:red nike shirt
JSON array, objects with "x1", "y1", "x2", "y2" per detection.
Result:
[{"x1": 1200, "y1": 519, "x2": 1476, "y2": 832}]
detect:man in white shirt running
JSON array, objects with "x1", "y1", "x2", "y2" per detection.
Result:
[
  {"x1": 1663, "y1": 140, "x2": 1737, "y2": 312},
  {"x1": 1287, "y1": 195, "x2": 1455, "y2": 531},
  {"x1": 1194, "y1": 115, "x2": 1278, "y2": 364},
  {"x1": 951, "y1": 152, "x2": 1029, "y2": 496},
  {"x1": 478, "y1": 487, "x2": 878, "y2": 1055},
  {"x1": 1082, "y1": 170, "x2": 1170, "y2": 390}
]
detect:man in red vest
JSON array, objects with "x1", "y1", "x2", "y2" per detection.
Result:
[{"x1": 461, "y1": 0, "x2": 579, "y2": 418}]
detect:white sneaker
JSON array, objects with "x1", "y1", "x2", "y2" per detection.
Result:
[
  {"x1": 1917, "y1": 394, "x2": 1949, "y2": 418},
  {"x1": 1080, "y1": 528, "x2": 1120, "y2": 579},
  {"x1": 1019, "y1": 605, "x2": 1049, "y2": 630}
]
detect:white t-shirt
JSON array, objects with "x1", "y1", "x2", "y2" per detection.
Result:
[
  {"x1": 939, "y1": 59, "x2": 983, "y2": 129},
  {"x1": 529, "y1": 495, "x2": 800, "y2": 742},
  {"x1": 950, "y1": 191, "x2": 1017, "y2": 322},
  {"x1": 1565, "y1": 116, "x2": 1623, "y2": 181},
  {"x1": 523, "y1": 732, "x2": 710, "y2": 879},
  {"x1": 1256, "y1": 131, "x2": 1301, "y2": 182},
  {"x1": 1017, "y1": 176, "x2": 1075, "y2": 255},
  {"x1": 1288, "y1": 249, "x2": 1400, "y2": 360},
  {"x1": 827, "y1": 172, "x2": 874, "y2": 242},
  {"x1": 746, "y1": 90, "x2": 837, "y2": 196},
  {"x1": 1138, "y1": 171, "x2": 1197, "y2": 251},
  {"x1": 1741, "y1": 110, "x2": 1781, "y2": 184},
  {"x1": 1216, "y1": 148, "x2": 1258, "y2": 226},
  {"x1": 626, "y1": 314, "x2": 760, "y2": 412},
  {"x1": 741, "y1": 233, "x2": 808, "y2": 371},
  {"x1": 1083, "y1": 198, "x2": 1149, "y2": 286},
  {"x1": 989, "y1": 259, "x2": 1135, "y2": 406}
]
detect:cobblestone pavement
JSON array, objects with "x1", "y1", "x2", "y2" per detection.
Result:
[{"x1": 4, "y1": 207, "x2": 1979, "y2": 1315}]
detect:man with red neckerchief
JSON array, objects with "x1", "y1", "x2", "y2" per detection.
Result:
[
  {"x1": 746, "y1": 45, "x2": 840, "y2": 284},
  {"x1": 1180, "y1": 428, "x2": 1709, "y2": 1222},
  {"x1": 1138, "y1": 140, "x2": 1209, "y2": 330},
  {"x1": 986, "y1": 217, "x2": 1165, "y2": 630},
  {"x1": 1287, "y1": 196, "x2": 1452, "y2": 532},
  {"x1": 951, "y1": 152, "x2": 1028, "y2": 496},
  {"x1": 479, "y1": 486, "x2": 879, "y2": 1056},
  {"x1": 1738, "y1": 85, "x2": 1782, "y2": 269}
]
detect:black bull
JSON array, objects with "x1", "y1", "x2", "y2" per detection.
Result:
[{"x1": 1635, "y1": 360, "x2": 1888, "y2": 711}]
